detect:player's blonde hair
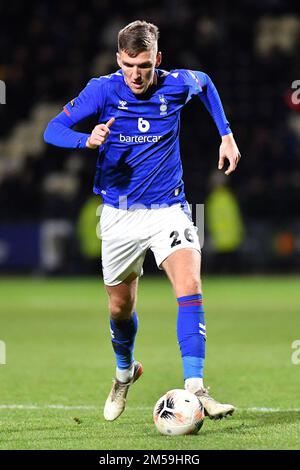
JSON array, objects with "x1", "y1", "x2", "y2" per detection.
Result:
[{"x1": 118, "y1": 20, "x2": 159, "y2": 57}]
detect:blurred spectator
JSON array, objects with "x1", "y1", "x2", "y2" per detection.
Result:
[{"x1": 206, "y1": 171, "x2": 245, "y2": 273}]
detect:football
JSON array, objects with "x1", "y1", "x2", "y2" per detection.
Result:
[{"x1": 153, "y1": 389, "x2": 205, "y2": 436}]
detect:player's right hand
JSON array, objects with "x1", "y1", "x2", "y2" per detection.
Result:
[{"x1": 86, "y1": 117, "x2": 115, "y2": 149}]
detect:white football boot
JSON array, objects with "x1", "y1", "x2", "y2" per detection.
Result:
[
  {"x1": 104, "y1": 361, "x2": 143, "y2": 421},
  {"x1": 195, "y1": 387, "x2": 235, "y2": 420}
]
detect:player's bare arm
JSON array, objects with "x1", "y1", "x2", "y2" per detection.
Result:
[
  {"x1": 218, "y1": 132, "x2": 241, "y2": 175},
  {"x1": 86, "y1": 117, "x2": 115, "y2": 149}
]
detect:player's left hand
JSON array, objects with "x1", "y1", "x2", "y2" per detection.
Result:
[{"x1": 218, "y1": 133, "x2": 241, "y2": 175}]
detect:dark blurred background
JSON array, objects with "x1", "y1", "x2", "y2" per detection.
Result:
[{"x1": 0, "y1": 0, "x2": 299, "y2": 275}]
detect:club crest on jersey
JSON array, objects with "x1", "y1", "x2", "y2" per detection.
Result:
[
  {"x1": 118, "y1": 100, "x2": 128, "y2": 110},
  {"x1": 159, "y1": 94, "x2": 168, "y2": 115}
]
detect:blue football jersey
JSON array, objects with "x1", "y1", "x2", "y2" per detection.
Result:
[{"x1": 44, "y1": 69, "x2": 231, "y2": 208}]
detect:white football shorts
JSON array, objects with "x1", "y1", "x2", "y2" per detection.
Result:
[{"x1": 100, "y1": 202, "x2": 201, "y2": 286}]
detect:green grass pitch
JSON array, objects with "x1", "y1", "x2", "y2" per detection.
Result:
[{"x1": 0, "y1": 276, "x2": 299, "y2": 450}]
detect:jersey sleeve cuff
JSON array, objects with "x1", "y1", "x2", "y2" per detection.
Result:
[
  {"x1": 78, "y1": 134, "x2": 90, "y2": 148},
  {"x1": 220, "y1": 126, "x2": 232, "y2": 137}
]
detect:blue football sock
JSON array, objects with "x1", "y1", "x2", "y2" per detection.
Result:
[
  {"x1": 110, "y1": 311, "x2": 138, "y2": 370},
  {"x1": 177, "y1": 294, "x2": 206, "y2": 380}
]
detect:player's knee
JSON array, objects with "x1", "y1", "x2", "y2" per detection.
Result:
[
  {"x1": 109, "y1": 297, "x2": 134, "y2": 321},
  {"x1": 179, "y1": 277, "x2": 202, "y2": 296}
]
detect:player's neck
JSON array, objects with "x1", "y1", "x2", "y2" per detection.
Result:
[{"x1": 152, "y1": 70, "x2": 158, "y2": 86}]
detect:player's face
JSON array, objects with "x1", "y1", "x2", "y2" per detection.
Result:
[{"x1": 117, "y1": 48, "x2": 162, "y2": 95}]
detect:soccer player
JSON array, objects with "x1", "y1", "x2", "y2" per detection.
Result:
[{"x1": 44, "y1": 20, "x2": 241, "y2": 421}]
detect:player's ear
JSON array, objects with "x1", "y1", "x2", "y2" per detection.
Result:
[
  {"x1": 116, "y1": 52, "x2": 121, "y2": 68},
  {"x1": 155, "y1": 51, "x2": 162, "y2": 67}
]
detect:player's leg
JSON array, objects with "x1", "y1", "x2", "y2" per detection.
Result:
[
  {"x1": 104, "y1": 272, "x2": 143, "y2": 421},
  {"x1": 162, "y1": 248, "x2": 235, "y2": 419},
  {"x1": 100, "y1": 205, "x2": 147, "y2": 420},
  {"x1": 106, "y1": 272, "x2": 139, "y2": 382},
  {"x1": 161, "y1": 248, "x2": 205, "y2": 391}
]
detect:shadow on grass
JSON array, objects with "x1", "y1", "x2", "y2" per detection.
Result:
[
  {"x1": 199, "y1": 411, "x2": 300, "y2": 438},
  {"x1": 242, "y1": 411, "x2": 300, "y2": 425}
]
